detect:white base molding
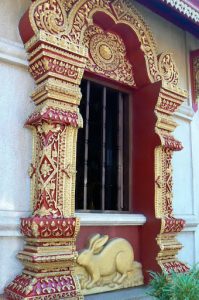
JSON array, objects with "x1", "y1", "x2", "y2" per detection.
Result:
[
  {"x1": 0, "y1": 211, "x2": 147, "y2": 237},
  {"x1": 0, "y1": 38, "x2": 28, "y2": 67}
]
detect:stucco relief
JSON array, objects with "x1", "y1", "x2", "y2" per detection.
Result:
[
  {"x1": 75, "y1": 234, "x2": 143, "y2": 295},
  {"x1": 158, "y1": 52, "x2": 179, "y2": 87},
  {"x1": 29, "y1": 0, "x2": 162, "y2": 83},
  {"x1": 83, "y1": 24, "x2": 135, "y2": 86},
  {"x1": 5, "y1": 0, "x2": 189, "y2": 299},
  {"x1": 193, "y1": 56, "x2": 199, "y2": 102}
]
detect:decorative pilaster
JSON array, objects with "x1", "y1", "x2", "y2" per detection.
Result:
[
  {"x1": 5, "y1": 31, "x2": 87, "y2": 300},
  {"x1": 155, "y1": 53, "x2": 189, "y2": 273}
]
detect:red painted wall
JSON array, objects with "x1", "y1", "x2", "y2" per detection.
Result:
[{"x1": 132, "y1": 82, "x2": 162, "y2": 280}]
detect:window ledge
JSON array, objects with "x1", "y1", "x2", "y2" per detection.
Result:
[
  {"x1": 76, "y1": 213, "x2": 146, "y2": 226},
  {"x1": 0, "y1": 211, "x2": 146, "y2": 236}
]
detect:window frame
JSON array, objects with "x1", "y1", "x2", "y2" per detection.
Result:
[{"x1": 75, "y1": 75, "x2": 134, "y2": 213}]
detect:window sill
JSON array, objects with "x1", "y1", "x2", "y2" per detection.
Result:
[
  {"x1": 76, "y1": 212, "x2": 146, "y2": 226},
  {"x1": 0, "y1": 211, "x2": 146, "y2": 236}
]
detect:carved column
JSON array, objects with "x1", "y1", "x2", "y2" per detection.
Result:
[
  {"x1": 5, "y1": 31, "x2": 87, "y2": 300},
  {"x1": 155, "y1": 53, "x2": 189, "y2": 273}
]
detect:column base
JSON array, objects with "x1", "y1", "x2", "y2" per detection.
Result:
[
  {"x1": 5, "y1": 216, "x2": 83, "y2": 299},
  {"x1": 5, "y1": 272, "x2": 83, "y2": 300}
]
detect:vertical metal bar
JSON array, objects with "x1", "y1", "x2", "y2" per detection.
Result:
[
  {"x1": 128, "y1": 95, "x2": 132, "y2": 211},
  {"x1": 83, "y1": 80, "x2": 90, "y2": 210},
  {"x1": 101, "y1": 87, "x2": 106, "y2": 210},
  {"x1": 117, "y1": 92, "x2": 124, "y2": 210}
]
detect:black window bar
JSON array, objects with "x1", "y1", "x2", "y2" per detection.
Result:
[{"x1": 75, "y1": 79, "x2": 130, "y2": 212}]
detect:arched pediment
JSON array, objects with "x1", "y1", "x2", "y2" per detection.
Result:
[{"x1": 22, "y1": 0, "x2": 163, "y2": 86}]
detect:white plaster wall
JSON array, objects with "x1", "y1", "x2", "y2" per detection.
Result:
[
  {"x1": 0, "y1": 1, "x2": 31, "y2": 43},
  {"x1": 0, "y1": 59, "x2": 34, "y2": 293},
  {"x1": 0, "y1": 62, "x2": 34, "y2": 212},
  {"x1": 0, "y1": 0, "x2": 34, "y2": 294},
  {"x1": 177, "y1": 232, "x2": 195, "y2": 265},
  {"x1": 173, "y1": 118, "x2": 193, "y2": 216},
  {"x1": 173, "y1": 110, "x2": 199, "y2": 265},
  {"x1": 0, "y1": 0, "x2": 199, "y2": 295},
  {"x1": 0, "y1": 237, "x2": 24, "y2": 294}
]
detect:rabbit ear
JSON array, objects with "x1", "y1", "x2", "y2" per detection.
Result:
[
  {"x1": 88, "y1": 234, "x2": 101, "y2": 250},
  {"x1": 91, "y1": 235, "x2": 109, "y2": 254}
]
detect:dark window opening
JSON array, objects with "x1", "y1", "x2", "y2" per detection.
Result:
[{"x1": 75, "y1": 79, "x2": 130, "y2": 211}]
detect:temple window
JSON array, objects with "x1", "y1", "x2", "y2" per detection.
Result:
[{"x1": 75, "y1": 79, "x2": 131, "y2": 211}]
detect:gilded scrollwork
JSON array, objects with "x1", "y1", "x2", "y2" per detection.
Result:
[
  {"x1": 155, "y1": 84, "x2": 188, "y2": 273},
  {"x1": 5, "y1": 18, "x2": 86, "y2": 300},
  {"x1": 67, "y1": 0, "x2": 112, "y2": 43},
  {"x1": 111, "y1": 0, "x2": 161, "y2": 83},
  {"x1": 83, "y1": 25, "x2": 135, "y2": 86},
  {"x1": 29, "y1": 0, "x2": 161, "y2": 84},
  {"x1": 193, "y1": 56, "x2": 199, "y2": 103},
  {"x1": 70, "y1": 0, "x2": 161, "y2": 83},
  {"x1": 63, "y1": 0, "x2": 80, "y2": 13},
  {"x1": 158, "y1": 52, "x2": 179, "y2": 86},
  {"x1": 30, "y1": 0, "x2": 67, "y2": 35}
]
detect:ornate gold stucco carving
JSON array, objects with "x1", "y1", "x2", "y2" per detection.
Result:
[
  {"x1": 30, "y1": 0, "x2": 68, "y2": 35},
  {"x1": 158, "y1": 52, "x2": 179, "y2": 87},
  {"x1": 193, "y1": 56, "x2": 199, "y2": 103},
  {"x1": 75, "y1": 234, "x2": 143, "y2": 295},
  {"x1": 5, "y1": 1, "x2": 190, "y2": 299},
  {"x1": 5, "y1": 28, "x2": 87, "y2": 300},
  {"x1": 83, "y1": 24, "x2": 135, "y2": 86},
  {"x1": 155, "y1": 81, "x2": 189, "y2": 273},
  {"x1": 29, "y1": 0, "x2": 162, "y2": 84}
]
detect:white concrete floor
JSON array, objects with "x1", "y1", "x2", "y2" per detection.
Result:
[{"x1": 85, "y1": 286, "x2": 153, "y2": 300}]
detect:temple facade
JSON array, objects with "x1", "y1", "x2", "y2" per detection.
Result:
[{"x1": 0, "y1": 0, "x2": 199, "y2": 299}]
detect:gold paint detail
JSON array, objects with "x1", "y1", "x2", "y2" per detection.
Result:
[
  {"x1": 155, "y1": 146, "x2": 173, "y2": 218},
  {"x1": 111, "y1": 0, "x2": 161, "y2": 83},
  {"x1": 75, "y1": 234, "x2": 143, "y2": 295},
  {"x1": 155, "y1": 87, "x2": 186, "y2": 219},
  {"x1": 84, "y1": 25, "x2": 135, "y2": 86},
  {"x1": 29, "y1": 0, "x2": 68, "y2": 35},
  {"x1": 29, "y1": 0, "x2": 161, "y2": 83},
  {"x1": 158, "y1": 52, "x2": 179, "y2": 87},
  {"x1": 193, "y1": 56, "x2": 199, "y2": 102},
  {"x1": 154, "y1": 84, "x2": 188, "y2": 272},
  {"x1": 5, "y1": 22, "x2": 87, "y2": 299},
  {"x1": 99, "y1": 44, "x2": 112, "y2": 61},
  {"x1": 25, "y1": 30, "x2": 88, "y2": 58},
  {"x1": 6, "y1": 1, "x2": 190, "y2": 298}
]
